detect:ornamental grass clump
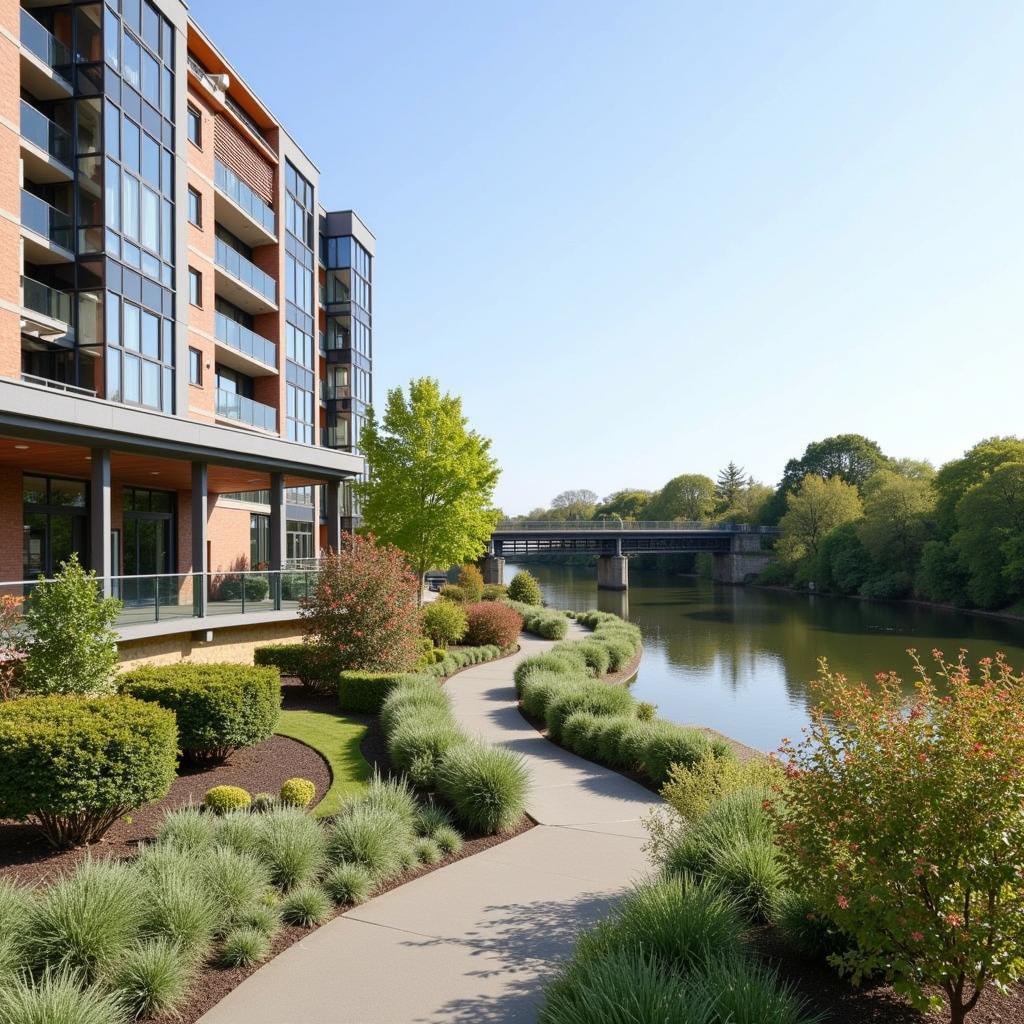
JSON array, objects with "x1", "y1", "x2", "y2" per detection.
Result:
[
  {"x1": 255, "y1": 806, "x2": 328, "y2": 891},
  {"x1": 436, "y1": 742, "x2": 528, "y2": 834},
  {"x1": 219, "y1": 926, "x2": 271, "y2": 968},
  {"x1": 327, "y1": 803, "x2": 415, "y2": 880},
  {"x1": 0, "y1": 969, "x2": 128, "y2": 1024},
  {"x1": 0, "y1": 695, "x2": 177, "y2": 849},
  {"x1": 156, "y1": 805, "x2": 216, "y2": 853},
  {"x1": 322, "y1": 863, "x2": 375, "y2": 906},
  {"x1": 135, "y1": 847, "x2": 217, "y2": 958},
  {"x1": 776, "y1": 651, "x2": 1024, "y2": 1024},
  {"x1": 200, "y1": 846, "x2": 273, "y2": 932},
  {"x1": 279, "y1": 884, "x2": 332, "y2": 927},
  {"x1": 107, "y1": 937, "x2": 192, "y2": 1020},
  {"x1": 300, "y1": 535, "x2": 421, "y2": 674}
]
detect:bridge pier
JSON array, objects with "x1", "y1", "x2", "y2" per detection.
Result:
[
  {"x1": 597, "y1": 554, "x2": 628, "y2": 591},
  {"x1": 482, "y1": 555, "x2": 505, "y2": 586},
  {"x1": 711, "y1": 532, "x2": 774, "y2": 584}
]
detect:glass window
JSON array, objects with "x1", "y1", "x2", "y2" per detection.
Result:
[
  {"x1": 141, "y1": 310, "x2": 159, "y2": 357},
  {"x1": 104, "y1": 158, "x2": 120, "y2": 229},
  {"x1": 106, "y1": 347, "x2": 121, "y2": 402},
  {"x1": 123, "y1": 32, "x2": 140, "y2": 90},
  {"x1": 123, "y1": 302, "x2": 140, "y2": 350},
  {"x1": 142, "y1": 2, "x2": 159, "y2": 51},
  {"x1": 141, "y1": 132, "x2": 159, "y2": 185},
  {"x1": 162, "y1": 318, "x2": 173, "y2": 362},
  {"x1": 50, "y1": 479, "x2": 86, "y2": 507},
  {"x1": 23, "y1": 476, "x2": 47, "y2": 504},
  {"x1": 104, "y1": 7, "x2": 119, "y2": 68},
  {"x1": 141, "y1": 49, "x2": 159, "y2": 107},
  {"x1": 105, "y1": 293, "x2": 120, "y2": 345},
  {"x1": 124, "y1": 352, "x2": 140, "y2": 402},
  {"x1": 188, "y1": 268, "x2": 201, "y2": 306},
  {"x1": 142, "y1": 359, "x2": 159, "y2": 408},
  {"x1": 104, "y1": 101, "x2": 120, "y2": 158},
  {"x1": 141, "y1": 186, "x2": 158, "y2": 251},
  {"x1": 160, "y1": 199, "x2": 172, "y2": 261},
  {"x1": 123, "y1": 117, "x2": 140, "y2": 172},
  {"x1": 161, "y1": 67, "x2": 173, "y2": 119},
  {"x1": 187, "y1": 186, "x2": 201, "y2": 226},
  {"x1": 122, "y1": 173, "x2": 140, "y2": 240},
  {"x1": 189, "y1": 347, "x2": 201, "y2": 385},
  {"x1": 161, "y1": 148, "x2": 172, "y2": 193},
  {"x1": 187, "y1": 105, "x2": 201, "y2": 146}
]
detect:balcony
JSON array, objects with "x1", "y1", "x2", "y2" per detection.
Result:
[
  {"x1": 214, "y1": 160, "x2": 276, "y2": 246},
  {"x1": 214, "y1": 312, "x2": 278, "y2": 376},
  {"x1": 19, "y1": 9, "x2": 72, "y2": 100},
  {"x1": 21, "y1": 189, "x2": 73, "y2": 263},
  {"x1": 20, "y1": 276, "x2": 71, "y2": 341},
  {"x1": 216, "y1": 388, "x2": 277, "y2": 432},
  {"x1": 20, "y1": 100, "x2": 72, "y2": 183},
  {"x1": 214, "y1": 237, "x2": 278, "y2": 314}
]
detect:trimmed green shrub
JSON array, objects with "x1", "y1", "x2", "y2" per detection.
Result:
[
  {"x1": 119, "y1": 664, "x2": 280, "y2": 763},
  {"x1": 481, "y1": 583, "x2": 508, "y2": 601},
  {"x1": 437, "y1": 742, "x2": 528, "y2": 835},
  {"x1": 255, "y1": 807, "x2": 328, "y2": 891},
  {"x1": 545, "y1": 680, "x2": 635, "y2": 743},
  {"x1": 565, "y1": 639, "x2": 611, "y2": 676},
  {"x1": 432, "y1": 824, "x2": 463, "y2": 856},
  {"x1": 279, "y1": 884, "x2": 332, "y2": 927},
  {"x1": 506, "y1": 601, "x2": 569, "y2": 639},
  {"x1": 20, "y1": 554, "x2": 122, "y2": 697},
  {"x1": 640, "y1": 722, "x2": 717, "y2": 786},
  {"x1": 216, "y1": 573, "x2": 270, "y2": 602},
  {"x1": 26, "y1": 859, "x2": 144, "y2": 982},
  {"x1": 323, "y1": 862, "x2": 375, "y2": 906},
  {"x1": 507, "y1": 570, "x2": 542, "y2": 605},
  {"x1": 220, "y1": 926, "x2": 271, "y2": 968},
  {"x1": 326, "y1": 804, "x2": 415, "y2": 880},
  {"x1": 463, "y1": 602, "x2": 523, "y2": 648},
  {"x1": 561, "y1": 711, "x2": 607, "y2": 761},
  {"x1": 0, "y1": 695, "x2": 177, "y2": 848},
  {"x1": 204, "y1": 785, "x2": 252, "y2": 814},
  {"x1": 539, "y1": 947, "x2": 701, "y2": 1024},
  {"x1": 600, "y1": 636, "x2": 636, "y2": 672},
  {"x1": 519, "y1": 669, "x2": 573, "y2": 719},
  {"x1": 420, "y1": 600, "x2": 468, "y2": 648},
  {"x1": 514, "y1": 649, "x2": 588, "y2": 695},
  {"x1": 438, "y1": 583, "x2": 466, "y2": 603},
  {"x1": 338, "y1": 670, "x2": 416, "y2": 713},
  {"x1": 254, "y1": 644, "x2": 328, "y2": 693},
  {"x1": 280, "y1": 778, "x2": 316, "y2": 808},
  {"x1": 108, "y1": 938, "x2": 191, "y2": 1020},
  {"x1": 0, "y1": 970, "x2": 129, "y2": 1024}
]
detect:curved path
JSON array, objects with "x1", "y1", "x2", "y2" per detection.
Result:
[{"x1": 199, "y1": 629, "x2": 662, "y2": 1024}]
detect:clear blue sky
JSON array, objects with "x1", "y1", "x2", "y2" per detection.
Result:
[{"x1": 193, "y1": 0, "x2": 1024, "y2": 515}]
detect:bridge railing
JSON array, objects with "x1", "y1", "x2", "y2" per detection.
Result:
[{"x1": 495, "y1": 520, "x2": 780, "y2": 533}]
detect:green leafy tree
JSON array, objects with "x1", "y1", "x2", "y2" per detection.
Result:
[
  {"x1": 815, "y1": 520, "x2": 870, "y2": 594},
  {"x1": 779, "y1": 434, "x2": 889, "y2": 493},
  {"x1": 21, "y1": 554, "x2": 122, "y2": 696},
  {"x1": 595, "y1": 489, "x2": 652, "y2": 521},
  {"x1": 933, "y1": 437, "x2": 1024, "y2": 538},
  {"x1": 857, "y1": 470, "x2": 935, "y2": 573},
  {"x1": 952, "y1": 462, "x2": 1024, "y2": 609},
  {"x1": 778, "y1": 652, "x2": 1024, "y2": 1024},
  {"x1": 644, "y1": 474, "x2": 716, "y2": 522},
  {"x1": 716, "y1": 481, "x2": 774, "y2": 524},
  {"x1": 778, "y1": 475, "x2": 863, "y2": 567},
  {"x1": 916, "y1": 540, "x2": 970, "y2": 605},
  {"x1": 548, "y1": 489, "x2": 599, "y2": 521},
  {"x1": 356, "y1": 378, "x2": 500, "y2": 602},
  {"x1": 715, "y1": 462, "x2": 747, "y2": 505}
]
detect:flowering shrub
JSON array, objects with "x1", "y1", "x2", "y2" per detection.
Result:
[
  {"x1": 0, "y1": 594, "x2": 26, "y2": 700},
  {"x1": 463, "y1": 602, "x2": 522, "y2": 649},
  {"x1": 776, "y1": 652, "x2": 1024, "y2": 1024},
  {"x1": 301, "y1": 534, "x2": 421, "y2": 674}
]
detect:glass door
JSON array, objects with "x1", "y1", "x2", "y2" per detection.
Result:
[{"x1": 122, "y1": 487, "x2": 174, "y2": 606}]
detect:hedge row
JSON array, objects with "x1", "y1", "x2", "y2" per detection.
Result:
[
  {"x1": 378, "y1": 675, "x2": 529, "y2": 834},
  {"x1": 119, "y1": 664, "x2": 281, "y2": 763},
  {"x1": 336, "y1": 645, "x2": 506, "y2": 713},
  {"x1": 515, "y1": 613, "x2": 729, "y2": 787},
  {"x1": 254, "y1": 644, "x2": 330, "y2": 693},
  {"x1": 503, "y1": 600, "x2": 569, "y2": 640}
]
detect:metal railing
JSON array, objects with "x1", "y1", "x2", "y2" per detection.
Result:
[
  {"x1": 20, "y1": 10, "x2": 71, "y2": 77},
  {"x1": 496, "y1": 520, "x2": 781, "y2": 533},
  {"x1": 21, "y1": 190, "x2": 73, "y2": 251},
  {"x1": 0, "y1": 569, "x2": 318, "y2": 629},
  {"x1": 215, "y1": 311, "x2": 277, "y2": 367},
  {"x1": 21, "y1": 373, "x2": 95, "y2": 397},
  {"x1": 22, "y1": 276, "x2": 71, "y2": 325},
  {"x1": 216, "y1": 388, "x2": 277, "y2": 432},
  {"x1": 215, "y1": 237, "x2": 277, "y2": 304},
  {"x1": 215, "y1": 160, "x2": 275, "y2": 235},
  {"x1": 20, "y1": 100, "x2": 71, "y2": 166}
]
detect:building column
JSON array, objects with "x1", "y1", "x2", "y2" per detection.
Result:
[
  {"x1": 89, "y1": 448, "x2": 112, "y2": 596},
  {"x1": 324, "y1": 479, "x2": 341, "y2": 553},
  {"x1": 191, "y1": 462, "x2": 208, "y2": 616},
  {"x1": 269, "y1": 472, "x2": 285, "y2": 610}
]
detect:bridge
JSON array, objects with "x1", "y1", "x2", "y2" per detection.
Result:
[{"x1": 486, "y1": 521, "x2": 780, "y2": 590}]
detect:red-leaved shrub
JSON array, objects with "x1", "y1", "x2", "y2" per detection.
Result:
[
  {"x1": 463, "y1": 602, "x2": 523, "y2": 648},
  {"x1": 301, "y1": 534, "x2": 420, "y2": 674}
]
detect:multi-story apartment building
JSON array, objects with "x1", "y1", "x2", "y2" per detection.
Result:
[{"x1": 2, "y1": 0, "x2": 373, "y2": 659}]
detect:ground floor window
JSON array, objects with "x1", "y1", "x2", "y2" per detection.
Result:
[
  {"x1": 287, "y1": 521, "x2": 313, "y2": 562},
  {"x1": 121, "y1": 487, "x2": 175, "y2": 605},
  {"x1": 22, "y1": 475, "x2": 89, "y2": 578},
  {"x1": 250, "y1": 513, "x2": 269, "y2": 569}
]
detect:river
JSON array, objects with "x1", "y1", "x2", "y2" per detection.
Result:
[{"x1": 505, "y1": 561, "x2": 1024, "y2": 753}]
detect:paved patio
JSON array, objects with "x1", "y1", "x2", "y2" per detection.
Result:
[{"x1": 199, "y1": 628, "x2": 662, "y2": 1024}]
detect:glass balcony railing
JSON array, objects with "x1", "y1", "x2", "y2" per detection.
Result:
[
  {"x1": 216, "y1": 388, "x2": 277, "y2": 432},
  {"x1": 20, "y1": 10, "x2": 71, "y2": 77},
  {"x1": 215, "y1": 312, "x2": 277, "y2": 367},
  {"x1": 21, "y1": 190, "x2": 73, "y2": 251},
  {"x1": 215, "y1": 237, "x2": 277, "y2": 304},
  {"x1": 20, "y1": 101, "x2": 72, "y2": 167},
  {"x1": 215, "y1": 160, "x2": 276, "y2": 235},
  {"x1": 22, "y1": 276, "x2": 71, "y2": 324}
]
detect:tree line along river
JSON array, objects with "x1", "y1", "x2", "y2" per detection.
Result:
[{"x1": 506, "y1": 561, "x2": 1024, "y2": 752}]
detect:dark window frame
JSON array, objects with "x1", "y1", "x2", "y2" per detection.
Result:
[
  {"x1": 186, "y1": 104, "x2": 201, "y2": 147},
  {"x1": 188, "y1": 267, "x2": 202, "y2": 307},
  {"x1": 187, "y1": 186, "x2": 202, "y2": 227},
  {"x1": 188, "y1": 346, "x2": 202, "y2": 386}
]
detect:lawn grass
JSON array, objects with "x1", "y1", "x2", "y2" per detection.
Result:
[{"x1": 275, "y1": 709, "x2": 372, "y2": 816}]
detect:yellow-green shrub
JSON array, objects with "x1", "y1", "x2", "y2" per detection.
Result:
[
  {"x1": 204, "y1": 785, "x2": 252, "y2": 814},
  {"x1": 280, "y1": 778, "x2": 316, "y2": 807}
]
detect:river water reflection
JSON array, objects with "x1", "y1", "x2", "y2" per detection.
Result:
[{"x1": 507, "y1": 562, "x2": 1024, "y2": 752}]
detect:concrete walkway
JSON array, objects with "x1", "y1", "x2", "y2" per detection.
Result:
[{"x1": 199, "y1": 630, "x2": 662, "y2": 1024}]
